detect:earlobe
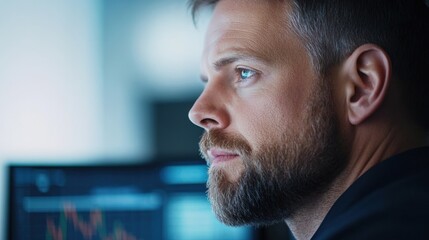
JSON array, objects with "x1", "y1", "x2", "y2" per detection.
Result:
[{"x1": 343, "y1": 44, "x2": 392, "y2": 125}]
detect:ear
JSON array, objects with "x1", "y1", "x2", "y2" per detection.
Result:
[{"x1": 342, "y1": 44, "x2": 392, "y2": 125}]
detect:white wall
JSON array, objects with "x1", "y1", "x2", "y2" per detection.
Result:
[
  {"x1": 0, "y1": 0, "x2": 209, "y2": 238},
  {"x1": 0, "y1": 1, "x2": 104, "y2": 238},
  {"x1": 101, "y1": 0, "x2": 208, "y2": 158}
]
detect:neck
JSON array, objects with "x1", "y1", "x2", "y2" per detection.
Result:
[
  {"x1": 285, "y1": 164, "x2": 351, "y2": 240},
  {"x1": 285, "y1": 120, "x2": 428, "y2": 240}
]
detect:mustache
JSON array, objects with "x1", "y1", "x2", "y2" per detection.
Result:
[{"x1": 199, "y1": 130, "x2": 252, "y2": 160}]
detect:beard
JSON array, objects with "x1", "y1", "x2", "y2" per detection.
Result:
[{"x1": 199, "y1": 79, "x2": 347, "y2": 226}]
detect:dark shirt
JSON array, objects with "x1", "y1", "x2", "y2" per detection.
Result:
[{"x1": 312, "y1": 147, "x2": 429, "y2": 240}]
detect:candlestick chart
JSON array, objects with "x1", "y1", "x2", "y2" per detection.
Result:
[
  {"x1": 8, "y1": 164, "x2": 254, "y2": 240},
  {"x1": 45, "y1": 203, "x2": 144, "y2": 240}
]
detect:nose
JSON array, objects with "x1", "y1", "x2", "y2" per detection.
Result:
[{"x1": 188, "y1": 89, "x2": 230, "y2": 131}]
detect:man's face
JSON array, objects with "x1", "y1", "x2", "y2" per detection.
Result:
[{"x1": 189, "y1": 0, "x2": 346, "y2": 225}]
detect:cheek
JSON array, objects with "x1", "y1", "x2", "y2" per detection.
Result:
[
  {"x1": 230, "y1": 71, "x2": 314, "y2": 149},
  {"x1": 233, "y1": 95, "x2": 297, "y2": 148}
]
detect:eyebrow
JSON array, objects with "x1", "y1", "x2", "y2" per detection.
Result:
[
  {"x1": 200, "y1": 53, "x2": 267, "y2": 83},
  {"x1": 213, "y1": 56, "x2": 241, "y2": 70},
  {"x1": 214, "y1": 54, "x2": 266, "y2": 70}
]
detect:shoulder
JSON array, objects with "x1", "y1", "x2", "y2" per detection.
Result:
[
  {"x1": 316, "y1": 178, "x2": 429, "y2": 239},
  {"x1": 313, "y1": 147, "x2": 429, "y2": 240}
]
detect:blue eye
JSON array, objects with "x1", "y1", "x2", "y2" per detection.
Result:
[{"x1": 239, "y1": 68, "x2": 256, "y2": 80}]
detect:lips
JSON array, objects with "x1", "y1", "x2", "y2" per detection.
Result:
[{"x1": 207, "y1": 148, "x2": 239, "y2": 165}]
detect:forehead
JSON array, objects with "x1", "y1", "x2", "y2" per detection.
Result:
[
  {"x1": 210, "y1": 0, "x2": 289, "y2": 24},
  {"x1": 203, "y1": 0, "x2": 299, "y2": 66}
]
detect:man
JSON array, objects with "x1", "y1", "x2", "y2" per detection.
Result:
[{"x1": 187, "y1": 0, "x2": 429, "y2": 239}]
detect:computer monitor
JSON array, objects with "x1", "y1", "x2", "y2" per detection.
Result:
[{"x1": 7, "y1": 160, "x2": 257, "y2": 240}]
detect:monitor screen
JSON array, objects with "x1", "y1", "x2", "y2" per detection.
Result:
[{"x1": 7, "y1": 160, "x2": 257, "y2": 240}]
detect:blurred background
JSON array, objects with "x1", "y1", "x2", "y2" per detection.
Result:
[
  {"x1": 0, "y1": 0, "x2": 207, "y2": 238},
  {"x1": 0, "y1": 1, "x2": 289, "y2": 239}
]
